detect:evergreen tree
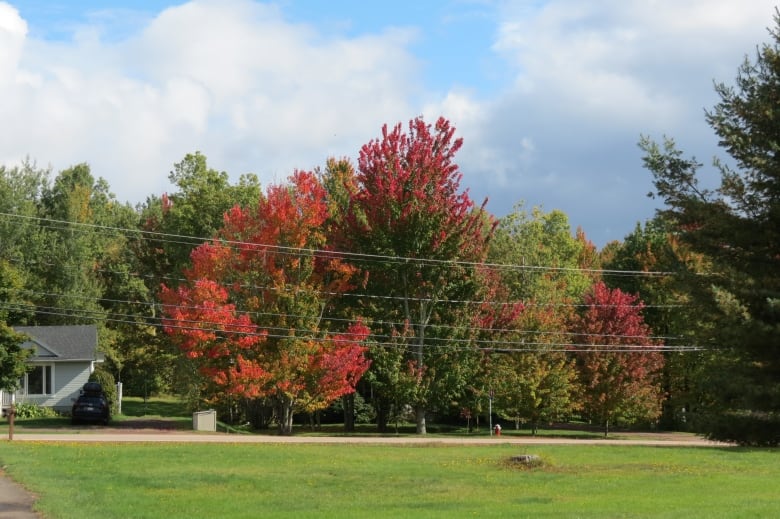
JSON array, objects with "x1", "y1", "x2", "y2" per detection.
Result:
[{"x1": 640, "y1": 12, "x2": 780, "y2": 445}]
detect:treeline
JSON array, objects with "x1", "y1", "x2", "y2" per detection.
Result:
[
  {"x1": 2, "y1": 13, "x2": 779, "y2": 444},
  {"x1": 0, "y1": 121, "x2": 671, "y2": 437}
]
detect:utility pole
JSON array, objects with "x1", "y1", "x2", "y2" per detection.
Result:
[{"x1": 489, "y1": 388, "x2": 494, "y2": 435}]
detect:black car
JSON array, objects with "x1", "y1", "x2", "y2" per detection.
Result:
[{"x1": 71, "y1": 382, "x2": 111, "y2": 425}]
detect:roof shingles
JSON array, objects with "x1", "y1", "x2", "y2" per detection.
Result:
[{"x1": 14, "y1": 325, "x2": 98, "y2": 362}]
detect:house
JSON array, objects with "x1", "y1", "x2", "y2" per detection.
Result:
[{"x1": 1, "y1": 325, "x2": 104, "y2": 413}]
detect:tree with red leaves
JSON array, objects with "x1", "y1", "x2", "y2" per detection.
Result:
[
  {"x1": 572, "y1": 282, "x2": 665, "y2": 436},
  {"x1": 161, "y1": 171, "x2": 371, "y2": 434},
  {"x1": 339, "y1": 116, "x2": 503, "y2": 434}
]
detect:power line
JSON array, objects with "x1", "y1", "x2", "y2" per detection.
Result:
[
  {"x1": 7, "y1": 256, "x2": 686, "y2": 310},
  {"x1": 0, "y1": 302, "x2": 702, "y2": 353},
  {"x1": 7, "y1": 287, "x2": 690, "y2": 343},
  {"x1": 0, "y1": 211, "x2": 679, "y2": 277}
]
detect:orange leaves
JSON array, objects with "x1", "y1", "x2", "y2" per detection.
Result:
[{"x1": 161, "y1": 168, "x2": 371, "y2": 415}]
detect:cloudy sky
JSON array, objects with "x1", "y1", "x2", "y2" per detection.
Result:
[{"x1": 2, "y1": 1, "x2": 777, "y2": 246}]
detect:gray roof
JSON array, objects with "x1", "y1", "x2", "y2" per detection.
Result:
[{"x1": 13, "y1": 325, "x2": 99, "y2": 362}]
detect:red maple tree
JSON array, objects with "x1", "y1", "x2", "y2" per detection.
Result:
[
  {"x1": 338, "y1": 116, "x2": 504, "y2": 434},
  {"x1": 572, "y1": 282, "x2": 665, "y2": 435},
  {"x1": 161, "y1": 170, "x2": 371, "y2": 434}
]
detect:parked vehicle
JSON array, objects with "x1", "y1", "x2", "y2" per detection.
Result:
[{"x1": 71, "y1": 382, "x2": 110, "y2": 425}]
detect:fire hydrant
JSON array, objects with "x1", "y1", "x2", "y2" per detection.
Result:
[{"x1": 494, "y1": 423, "x2": 501, "y2": 436}]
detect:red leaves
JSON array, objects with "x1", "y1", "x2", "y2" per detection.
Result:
[
  {"x1": 160, "y1": 279, "x2": 264, "y2": 361},
  {"x1": 161, "y1": 170, "x2": 370, "y2": 413},
  {"x1": 347, "y1": 116, "x2": 490, "y2": 263},
  {"x1": 572, "y1": 282, "x2": 665, "y2": 430}
]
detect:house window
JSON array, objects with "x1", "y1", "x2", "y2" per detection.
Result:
[{"x1": 24, "y1": 365, "x2": 53, "y2": 395}]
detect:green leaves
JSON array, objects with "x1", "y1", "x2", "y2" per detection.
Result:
[
  {"x1": 0, "y1": 323, "x2": 31, "y2": 392},
  {"x1": 640, "y1": 12, "x2": 780, "y2": 444}
]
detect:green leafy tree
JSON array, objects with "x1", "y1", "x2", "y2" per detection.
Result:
[
  {"x1": 483, "y1": 205, "x2": 590, "y2": 433},
  {"x1": 0, "y1": 324, "x2": 31, "y2": 393},
  {"x1": 640, "y1": 12, "x2": 780, "y2": 445},
  {"x1": 490, "y1": 205, "x2": 597, "y2": 303},
  {"x1": 491, "y1": 351, "x2": 578, "y2": 434},
  {"x1": 603, "y1": 218, "x2": 704, "y2": 430},
  {"x1": 0, "y1": 161, "x2": 51, "y2": 324},
  {"x1": 137, "y1": 152, "x2": 262, "y2": 281}
]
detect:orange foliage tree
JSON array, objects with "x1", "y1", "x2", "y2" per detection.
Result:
[{"x1": 161, "y1": 171, "x2": 370, "y2": 434}]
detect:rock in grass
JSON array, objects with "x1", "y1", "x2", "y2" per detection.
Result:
[{"x1": 509, "y1": 454, "x2": 542, "y2": 467}]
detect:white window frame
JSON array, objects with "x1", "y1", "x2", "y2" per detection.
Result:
[{"x1": 21, "y1": 364, "x2": 55, "y2": 396}]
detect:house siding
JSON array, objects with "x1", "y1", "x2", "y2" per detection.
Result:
[
  {"x1": 13, "y1": 362, "x2": 93, "y2": 412},
  {"x1": 3, "y1": 325, "x2": 101, "y2": 414}
]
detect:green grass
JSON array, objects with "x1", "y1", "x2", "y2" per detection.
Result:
[
  {"x1": 0, "y1": 396, "x2": 193, "y2": 432},
  {"x1": 119, "y1": 396, "x2": 191, "y2": 418},
  {"x1": 0, "y1": 442, "x2": 777, "y2": 518}
]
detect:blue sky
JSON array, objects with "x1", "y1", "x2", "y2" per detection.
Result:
[{"x1": 2, "y1": 1, "x2": 777, "y2": 246}]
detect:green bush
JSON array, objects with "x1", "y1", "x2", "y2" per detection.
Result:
[
  {"x1": 89, "y1": 368, "x2": 118, "y2": 414},
  {"x1": 13, "y1": 402, "x2": 58, "y2": 419},
  {"x1": 700, "y1": 411, "x2": 780, "y2": 447}
]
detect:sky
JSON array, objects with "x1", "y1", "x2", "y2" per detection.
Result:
[{"x1": 1, "y1": 0, "x2": 777, "y2": 247}]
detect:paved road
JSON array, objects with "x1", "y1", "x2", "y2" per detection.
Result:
[{"x1": 6, "y1": 432, "x2": 726, "y2": 446}]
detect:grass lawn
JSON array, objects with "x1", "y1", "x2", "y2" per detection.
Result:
[{"x1": 0, "y1": 442, "x2": 777, "y2": 518}]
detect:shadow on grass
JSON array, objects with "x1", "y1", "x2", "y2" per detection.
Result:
[{"x1": 120, "y1": 397, "x2": 190, "y2": 417}]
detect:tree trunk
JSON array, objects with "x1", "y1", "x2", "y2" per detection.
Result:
[
  {"x1": 343, "y1": 393, "x2": 355, "y2": 433},
  {"x1": 277, "y1": 397, "x2": 294, "y2": 435},
  {"x1": 246, "y1": 398, "x2": 273, "y2": 429},
  {"x1": 415, "y1": 405, "x2": 427, "y2": 435},
  {"x1": 375, "y1": 398, "x2": 390, "y2": 433},
  {"x1": 604, "y1": 419, "x2": 610, "y2": 438}
]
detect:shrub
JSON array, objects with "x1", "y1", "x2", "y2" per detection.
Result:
[
  {"x1": 89, "y1": 368, "x2": 118, "y2": 414},
  {"x1": 14, "y1": 403, "x2": 58, "y2": 419},
  {"x1": 700, "y1": 411, "x2": 780, "y2": 447}
]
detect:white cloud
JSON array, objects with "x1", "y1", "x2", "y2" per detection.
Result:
[
  {"x1": 443, "y1": 0, "x2": 778, "y2": 244},
  {"x1": 2, "y1": 0, "x2": 778, "y2": 246},
  {"x1": 0, "y1": 0, "x2": 420, "y2": 201}
]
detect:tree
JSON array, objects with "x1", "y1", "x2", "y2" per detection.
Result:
[
  {"x1": 491, "y1": 351, "x2": 578, "y2": 434},
  {"x1": 339, "y1": 116, "x2": 498, "y2": 434},
  {"x1": 572, "y1": 282, "x2": 665, "y2": 436},
  {"x1": 640, "y1": 12, "x2": 780, "y2": 445},
  {"x1": 137, "y1": 152, "x2": 262, "y2": 282},
  {"x1": 602, "y1": 218, "x2": 704, "y2": 430},
  {"x1": 484, "y1": 205, "x2": 589, "y2": 434},
  {"x1": 162, "y1": 171, "x2": 371, "y2": 434},
  {"x1": 0, "y1": 161, "x2": 50, "y2": 324},
  {"x1": 0, "y1": 324, "x2": 30, "y2": 393},
  {"x1": 134, "y1": 153, "x2": 262, "y2": 396}
]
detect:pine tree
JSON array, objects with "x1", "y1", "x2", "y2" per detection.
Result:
[{"x1": 640, "y1": 11, "x2": 780, "y2": 445}]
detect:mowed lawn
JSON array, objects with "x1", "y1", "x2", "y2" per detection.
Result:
[{"x1": 0, "y1": 442, "x2": 777, "y2": 518}]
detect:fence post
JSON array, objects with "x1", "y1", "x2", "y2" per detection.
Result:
[{"x1": 116, "y1": 382, "x2": 123, "y2": 415}]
